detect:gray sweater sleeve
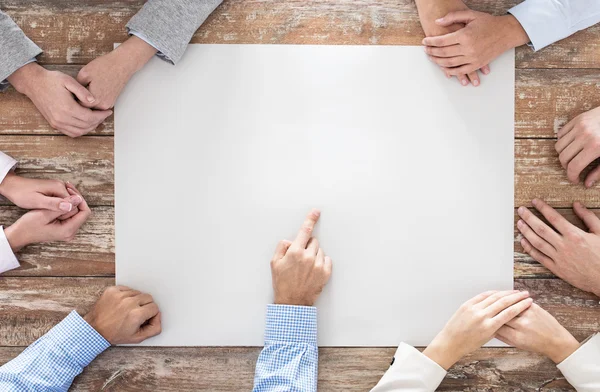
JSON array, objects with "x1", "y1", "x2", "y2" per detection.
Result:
[
  {"x1": 0, "y1": 10, "x2": 42, "y2": 91},
  {"x1": 126, "y1": 0, "x2": 223, "y2": 65}
]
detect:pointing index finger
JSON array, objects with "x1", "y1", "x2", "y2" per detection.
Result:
[{"x1": 293, "y1": 209, "x2": 321, "y2": 249}]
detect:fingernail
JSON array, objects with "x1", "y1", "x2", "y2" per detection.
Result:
[
  {"x1": 517, "y1": 220, "x2": 523, "y2": 228},
  {"x1": 436, "y1": 17, "x2": 444, "y2": 22},
  {"x1": 518, "y1": 206, "x2": 525, "y2": 215},
  {"x1": 87, "y1": 96, "x2": 95, "y2": 103},
  {"x1": 461, "y1": 79, "x2": 468, "y2": 86},
  {"x1": 589, "y1": 181, "x2": 595, "y2": 188},
  {"x1": 473, "y1": 80, "x2": 479, "y2": 86},
  {"x1": 523, "y1": 291, "x2": 529, "y2": 295},
  {"x1": 532, "y1": 199, "x2": 539, "y2": 207},
  {"x1": 312, "y1": 209, "x2": 321, "y2": 217},
  {"x1": 69, "y1": 195, "x2": 83, "y2": 205},
  {"x1": 59, "y1": 202, "x2": 73, "y2": 212}
]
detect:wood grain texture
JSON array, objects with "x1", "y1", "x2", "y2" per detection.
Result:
[
  {"x1": 0, "y1": 346, "x2": 575, "y2": 392},
  {"x1": 515, "y1": 139, "x2": 600, "y2": 207},
  {"x1": 2, "y1": 136, "x2": 599, "y2": 208},
  {"x1": 2, "y1": 68, "x2": 599, "y2": 140},
  {"x1": 0, "y1": 207, "x2": 114, "y2": 277},
  {"x1": 0, "y1": 0, "x2": 599, "y2": 390},
  {"x1": 0, "y1": 278, "x2": 596, "y2": 347},
  {"x1": 2, "y1": 0, "x2": 599, "y2": 68},
  {"x1": 1, "y1": 205, "x2": 596, "y2": 279},
  {"x1": 0, "y1": 278, "x2": 594, "y2": 391},
  {"x1": 0, "y1": 136, "x2": 113, "y2": 206}
]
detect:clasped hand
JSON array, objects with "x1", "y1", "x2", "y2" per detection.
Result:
[{"x1": 0, "y1": 174, "x2": 91, "y2": 252}]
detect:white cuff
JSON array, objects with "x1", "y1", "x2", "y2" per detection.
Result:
[
  {"x1": 509, "y1": 0, "x2": 600, "y2": 51},
  {"x1": 370, "y1": 343, "x2": 446, "y2": 392},
  {"x1": 508, "y1": 0, "x2": 570, "y2": 51},
  {"x1": 0, "y1": 151, "x2": 17, "y2": 186},
  {"x1": 557, "y1": 333, "x2": 600, "y2": 392},
  {"x1": 0, "y1": 226, "x2": 19, "y2": 274}
]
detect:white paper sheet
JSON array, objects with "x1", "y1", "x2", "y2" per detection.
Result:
[{"x1": 115, "y1": 44, "x2": 514, "y2": 346}]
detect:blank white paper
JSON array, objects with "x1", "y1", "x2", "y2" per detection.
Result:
[{"x1": 115, "y1": 44, "x2": 514, "y2": 346}]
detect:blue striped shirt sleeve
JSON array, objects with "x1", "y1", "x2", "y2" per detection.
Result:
[
  {"x1": 0, "y1": 310, "x2": 110, "y2": 391},
  {"x1": 253, "y1": 304, "x2": 318, "y2": 392}
]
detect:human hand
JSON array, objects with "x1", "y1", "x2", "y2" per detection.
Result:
[
  {"x1": 4, "y1": 184, "x2": 91, "y2": 252},
  {"x1": 77, "y1": 36, "x2": 157, "y2": 110},
  {"x1": 271, "y1": 209, "x2": 333, "y2": 306},
  {"x1": 415, "y1": 0, "x2": 488, "y2": 86},
  {"x1": 422, "y1": 290, "x2": 532, "y2": 370},
  {"x1": 6, "y1": 63, "x2": 112, "y2": 137},
  {"x1": 556, "y1": 106, "x2": 600, "y2": 187},
  {"x1": 496, "y1": 303, "x2": 580, "y2": 364},
  {"x1": 517, "y1": 199, "x2": 600, "y2": 297},
  {"x1": 422, "y1": 11, "x2": 529, "y2": 77},
  {"x1": 84, "y1": 285, "x2": 162, "y2": 344},
  {"x1": 0, "y1": 173, "x2": 81, "y2": 212}
]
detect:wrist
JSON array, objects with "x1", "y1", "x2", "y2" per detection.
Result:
[
  {"x1": 501, "y1": 15, "x2": 530, "y2": 49},
  {"x1": 274, "y1": 293, "x2": 314, "y2": 307},
  {"x1": 0, "y1": 171, "x2": 16, "y2": 197},
  {"x1": 422, "y1": 336, "x2": 461, "y2": 370},
  {"x1": 4, "y1": 224, "x2": 28, "y2": 252},
  {"x1": 6, "y1": 62, "x2": 46, "y2": 96},
  {"x1": 547, "y1": 334, "x2": 580, "y2": 364},
  {"x1": 116, "y1": 36, "x2": 157, "y2": 75}
]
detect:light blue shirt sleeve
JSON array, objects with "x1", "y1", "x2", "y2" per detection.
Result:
[
  {"x1": 253, "y1": 304, "x2": 318, "y2": 392},
  {"x1": 508, "y1": 0, "x2": 600, "y2": 51},
  {"x1": 0, "y1": 310, "x2": 110, "y2": 391}
]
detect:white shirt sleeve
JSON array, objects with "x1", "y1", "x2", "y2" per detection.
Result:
[
  {"x1": 508, "y1": 0, "x2": 600, "y2": 51},
  {"x1": 370, "y1": 343, "x2": 447, "y2": 392},
  {"x1": 0, "y1": 226, "x2": 19, "y2": 274},
  {"x1": 557, "y1": 333, "x2": 600, "y2": 392},
  {"x1": 0, "y1": 151, "x2": 17, "y2": 184}
]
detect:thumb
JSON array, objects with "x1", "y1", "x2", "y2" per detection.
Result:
[
  {"x1": 584, "y1": 165, "x2": 600, "y2": 188},
  {"x1": 273, "y1": 239, "x2": 293, "y2": 260},
  {"x1": 37, "y1": 208, "x2": 67, "y2": 224},
  {"x1": 573, "y1": 202, "x2": 600, "y2": 234},
  {"x1": 435, "y1": 10, "x2": 478, "y2": 26},
  {"x1": 64, "y1": 76, "x2": 96, "y2": 107},
  {"x1": 35, "y1": 193, "x2": 76, "y2": 213}
]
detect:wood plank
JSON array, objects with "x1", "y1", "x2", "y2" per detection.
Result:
[
  {"x1": 2, "y1": 136, "x2": 598, "y2": 208},
  {"x1": 0, "y1": 206, "x2": 114, "y2": 277},
  {"x1": 3, "y1": 68, "x2": 600, "y2": 140},
  {"x1": 515, "y1": 139, "x2": 600, "y2": 207},
  {"x1": 0, "y1": 346, "x2": 573, "y2": 391},
  {"x1": 0, "y1": 278, "x2": 596, "y2": 347},
  {"x1": 0, "y1": 205, "x2": 594, "y2": 279},
  {"x1": 0, "y1": 136, "x2": 113, "y2": 206},
  {"x1": 517, "y1": 69, "x2": 600, "y2": 139},
  {"x1": 3, "y1": 0, "x2": 599, "y2": 68}
]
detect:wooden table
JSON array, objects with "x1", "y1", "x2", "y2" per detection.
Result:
[{"x1": 1, "y1": 0, "x2": 599, "y2": 390}]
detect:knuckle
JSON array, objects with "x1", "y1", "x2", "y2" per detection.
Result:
[{"x1": 536, "y1": 224, "x2": 547, "y2": 236}]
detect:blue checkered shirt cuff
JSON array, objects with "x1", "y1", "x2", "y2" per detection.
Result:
[
  {"x1": 46, "y1": 310, "x2": 111, "y2": 367},
  {"x1": 264, "y1": 304, "x2": 317, "y2": 344}
]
